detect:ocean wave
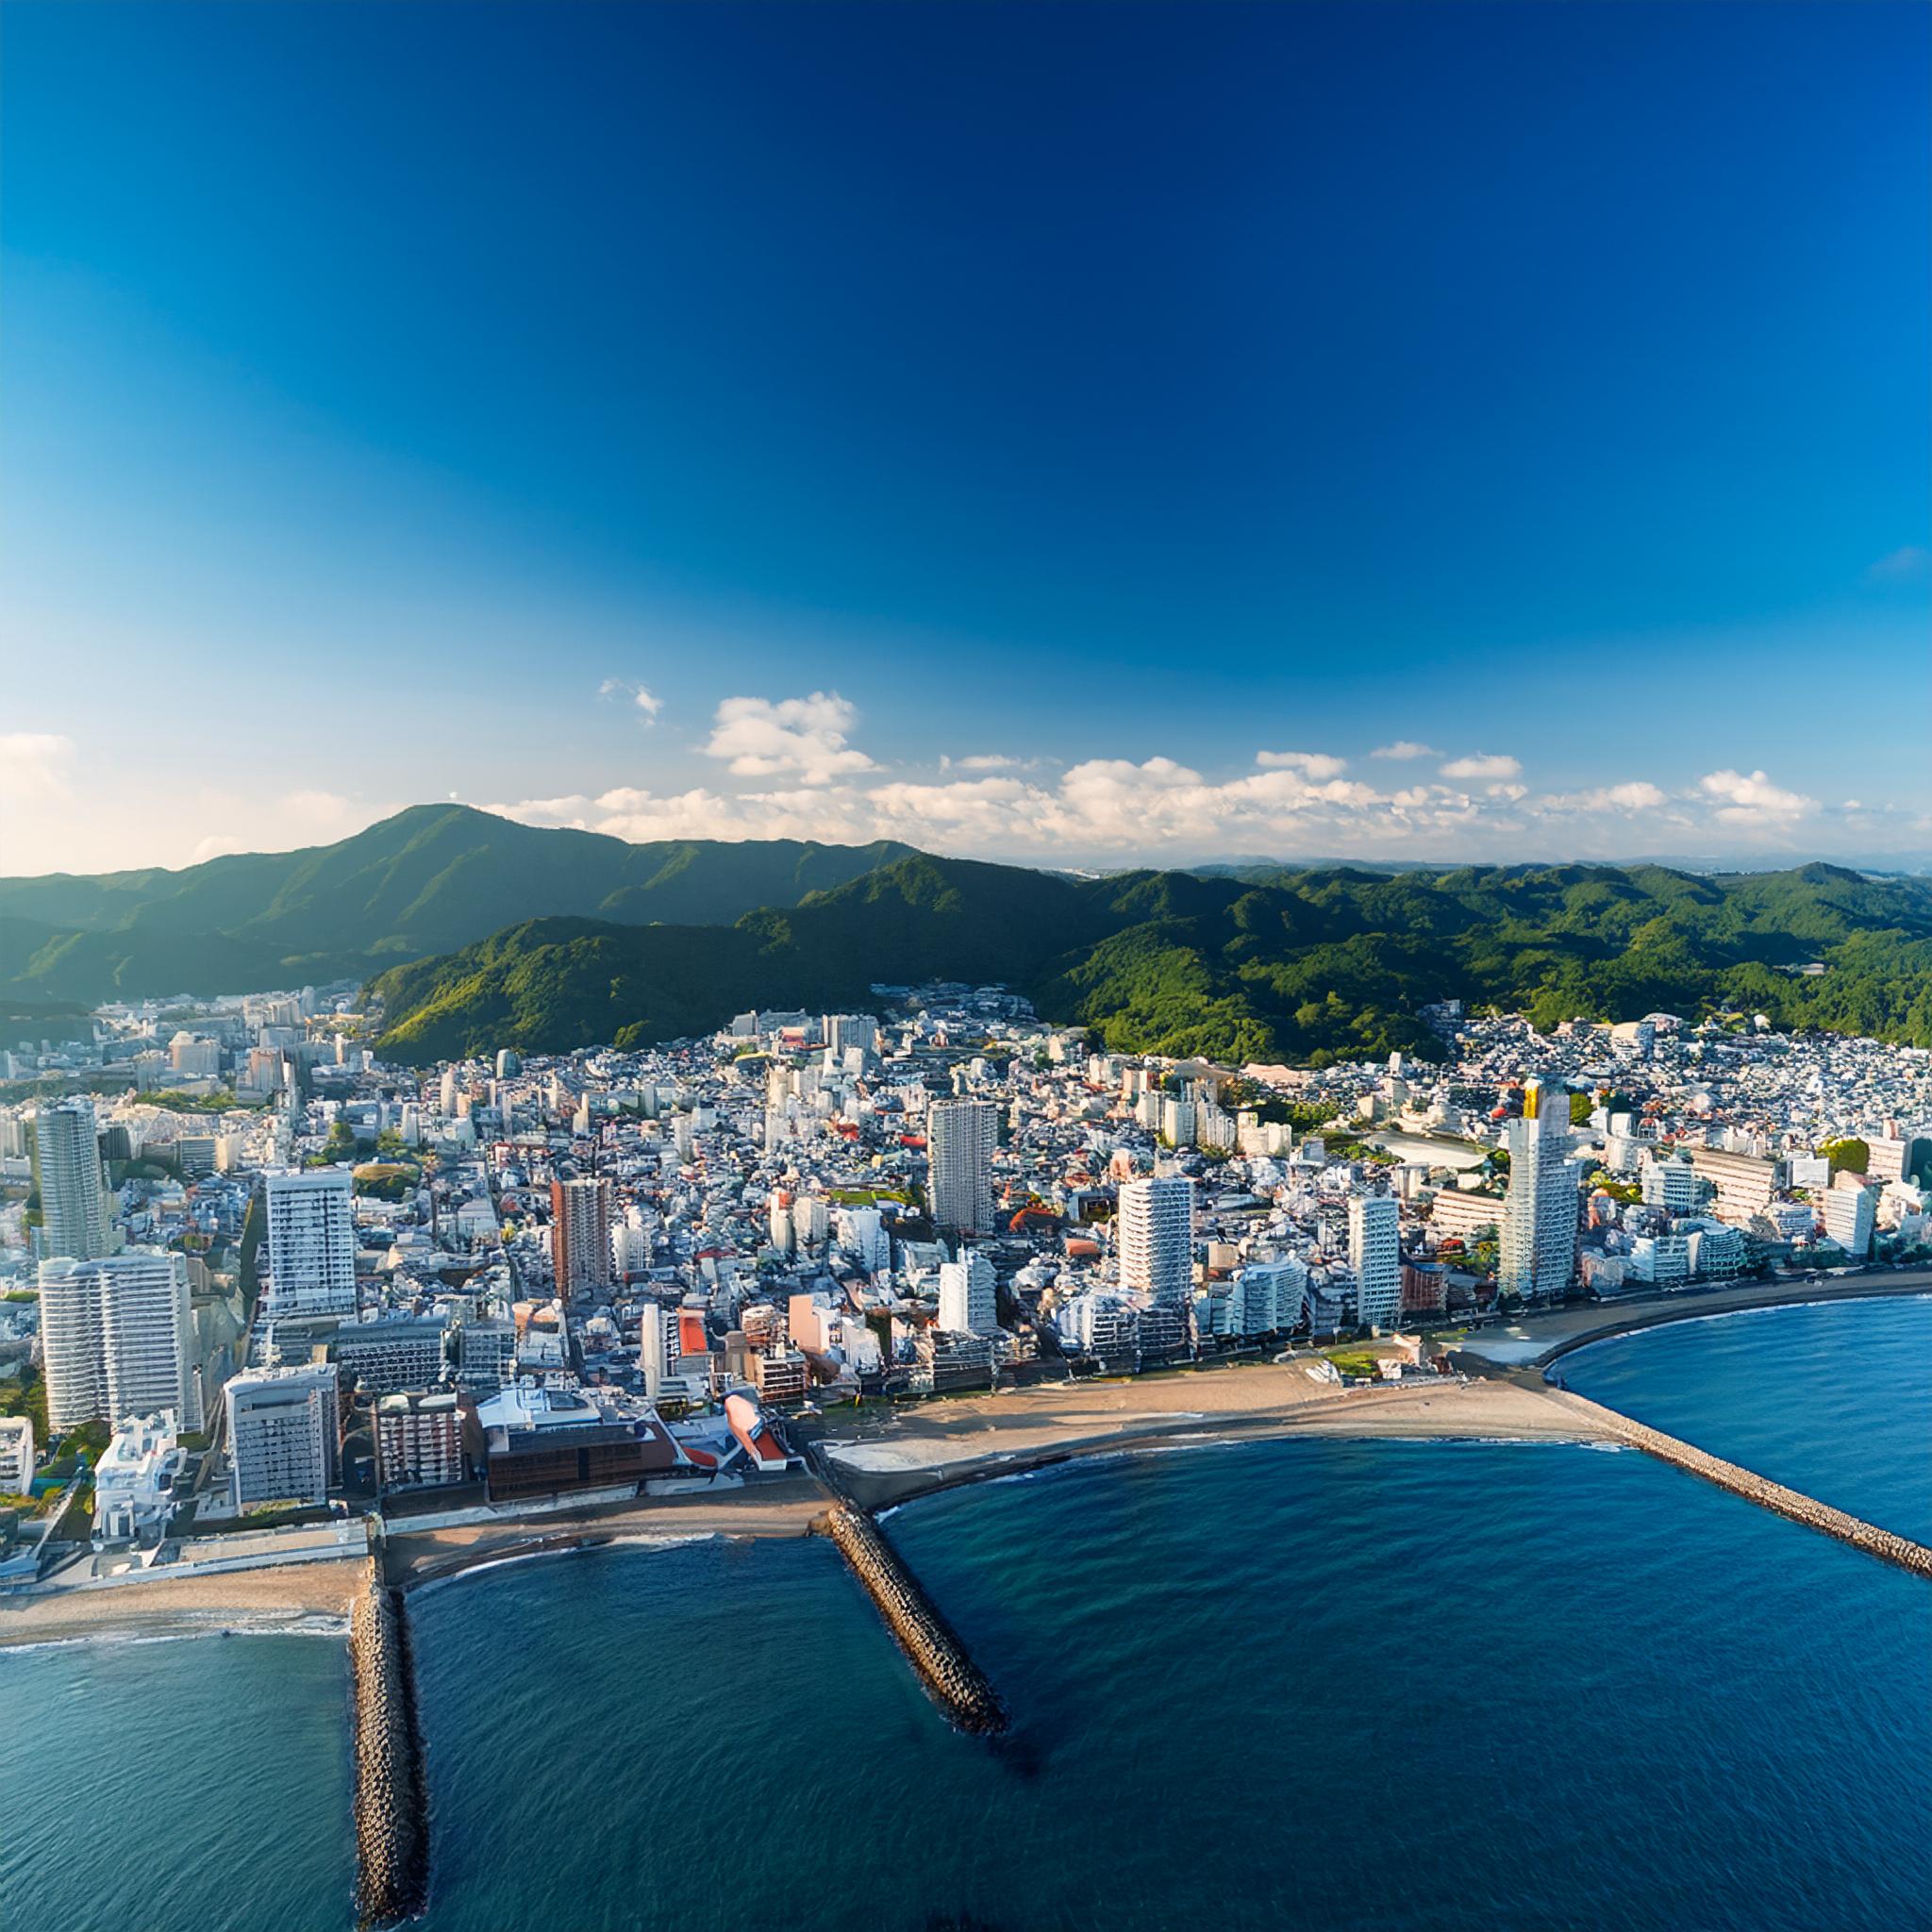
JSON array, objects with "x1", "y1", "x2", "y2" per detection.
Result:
[{"x1": 0, "y1": 1614, "x2": 349, "y2": 1657}]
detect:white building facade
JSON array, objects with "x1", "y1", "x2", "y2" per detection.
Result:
[
  {"x1": 264, "y1": 1168, "x2": 358, "y2": 1316},
  {"x1": 1118, "y1": 1175, "x2": 1194, "y2": 1305}
]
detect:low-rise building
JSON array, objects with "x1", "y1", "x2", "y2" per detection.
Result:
[
  {"x1": 92, "y1": 1412, "x2": 187, "y2": 1541},
  {"x1": 0, "y1": 1415, "x2": 34, "y2": 1495},
  {"x1": 375, "y1": 1391, "x2": 468, "y2": 1491}
]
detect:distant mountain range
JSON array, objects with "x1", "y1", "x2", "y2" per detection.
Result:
[
  {"x1": 6, "y1": 808, "x2": 1928, "y2": 1064},
  {"x1": 0, "y1": 804, "x2": 912, "y2": 1010}
]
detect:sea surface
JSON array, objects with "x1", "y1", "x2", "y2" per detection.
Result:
[
  {"x1": 1559, "y1": 1291, "x2": 1932, "y2": 1542},
  {"x1": 5, "y1": 1297, "x2": 1928, "y2": 1932}
]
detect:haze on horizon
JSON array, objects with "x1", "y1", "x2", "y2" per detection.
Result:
[{"x1": 2, "y1": 2, "x2": 1926, "y2": 879}]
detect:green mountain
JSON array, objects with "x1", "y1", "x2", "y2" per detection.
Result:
[
  {"x1": 368, "y1": 854, "x2": 1932, "y2": 1064},
  {"x1": 0, "y1": 806, "x2": 915, "y2": 1008}
]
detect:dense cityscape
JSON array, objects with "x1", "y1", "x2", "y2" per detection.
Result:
[
  {"x1": 5, "y1": 5, "x2": 1926, "y2": 1926},
  {"x1": 3, "y1": 978, "x2": 1927, "y2": 1578}
]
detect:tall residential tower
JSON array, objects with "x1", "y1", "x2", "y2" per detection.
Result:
[
  {"x1": 1499, "y1": 1080, "x2": 1580, "y2": 1302},
  {"x1": 33, "y1": 1097, "x2": 116, "y2": 1262},
  {"x1": 1118, "y1": 1174, "x2": 1194, "y2": 1305},
  {"x1": 928, "y1": 1100, "x2": 998, "y2": 1237}
]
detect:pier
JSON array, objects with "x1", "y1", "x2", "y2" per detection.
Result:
[
  {"x1": 348, "y1": 1562, "x2": 430, "y2": 1927},
  {"x1": 1551, "y1": 1391, "x2": 1932, "y2": 1580},
  {"x1": 818, "y1": 1505, "x2": 1008, "y2": 1734}
]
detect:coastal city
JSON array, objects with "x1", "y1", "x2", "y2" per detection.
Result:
[{"x1": 3, "y1": 979, "x2": 1928, "y2": 1587}]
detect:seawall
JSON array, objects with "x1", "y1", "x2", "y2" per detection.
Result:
[
  {"x1": 1551, "y1": 1391, "x2": 1932, "y2": 1580},
  {"x1": 818, "y1": 1506, "x2": 1007, "y2": 1734},
  {"x1": 349, "y1": 1562, "x2": 430, "y2": 1927}
]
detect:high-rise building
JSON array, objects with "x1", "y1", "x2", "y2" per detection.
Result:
[
  {"x1": 1823, "y1": 1180, "x2": 1875, "y2": 1258},
  {"x1": 33, "y1": 1097, "x2": 116, "y2": 1262},
  {"x1": 938, "y1": 1252, "x2": 998, "y2": 1336},
  {"x1": 1118, "y1": 1175, "x2": 1194, "y2": 1305},
  {"x1": 551, "y1": 1176, "x2": 615, "y2": 1292},
  {"x1": 1499, "y1": 1080, "x2": 1579, "y2": 1302},
  {"x1": 264, "y1": 1168, "x2": 358, "y2": 1316},
  {"x1": 1347, "y1": 1194, "x2": 1402, "y2": 1330},
  {"x1": 928, "y1": 1100, "x2": 998, "y2": 1236},
  {"x1": 225, "y1": 1363, "x2": 340, "y2": 1507},
  {"x1": 38, "y1": 1249, "x2": 202, "y2": 1433}
]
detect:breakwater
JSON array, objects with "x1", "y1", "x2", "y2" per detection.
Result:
[
  {"x1": 819, "y1": 1506, "x2": 1008, "y2": 1734},
  {"x1": 349, "y1": 1563, "x2": 429, "y2": 1926},
  {"x1": 1554, "y1": 1391, "x2": 1932, "y2": 1580}
]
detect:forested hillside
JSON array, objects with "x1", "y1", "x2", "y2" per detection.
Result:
[
  {"x1": 367, "y1": 855, "x2": 1932, "y2": 1064},
  {"x1": 0, "y1": 806, "x2": 913, "y2": 1006}
]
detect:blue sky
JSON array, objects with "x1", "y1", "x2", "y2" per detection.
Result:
[{"x1": 3, "y1": 1, "x2": 1926, "y2": 874}]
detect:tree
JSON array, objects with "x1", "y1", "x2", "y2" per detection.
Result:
[{"x1": 1820, "y1": 1138, "x2": 1869, "y2": 1176}]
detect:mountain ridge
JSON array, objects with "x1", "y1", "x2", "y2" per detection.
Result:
[
  {"x1": 0, "y1": 805, "x2": 918, "y2": 1007},
  {"x1": 366, "y1": 851, "x2": 1932, "y2": 1065}
]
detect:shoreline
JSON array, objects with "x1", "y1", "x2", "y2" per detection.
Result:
[
  {"x1": 1449, "y1": 1272, "x2": 1932, "y2": 1371},
  {"x1": 7, "y1": 1283, "x2": 1921, "y2": 1639},
  {"x1": 0, "y1": 1559, "x2": 364, "y2": 1652},
  {"x1": 383, "y1": 1477, "x2": 832, "y2": 1592},
  {"x1": 816, "y1": 1373, "x2": 1606, "y2": 1511}
]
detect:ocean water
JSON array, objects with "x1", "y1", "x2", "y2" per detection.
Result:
[
  {"x1": 0, "y1": 1629, "x2": 353, "y2": 1931},
  {"x1": 5, "y1": 1298, "x2": 1929, "y2": 1932},
  {"x1": 1559, "y1": 1292, "x2": 1932, "y2": 1543}
]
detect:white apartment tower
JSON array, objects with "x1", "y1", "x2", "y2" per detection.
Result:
[
  {"x1": 33, "y1": 1097, "x2": 116, "y2": 1261},
  {"x1": 1118, "y1": 1174, "x2": 1194, "y2": 1305},
  {"x1": 38, "y1": 1249, "x2": 202, "y2": 1433},
  {"x1": 1347, "y1": 1194, "x2": 1402, "y2": 1331},
  {"x1": 1500, "y1": 1081, "x2": 1580, "y2": 1302},
  {"x1": 1823, "y1": 1182, "x2": 1875, "y2": 1258},
  {"x1": 928, "y1": 1100, "x2": 998, "y2": 1236},
  {"x1": 264, "y1": 1168, "x2": 358, "y2": 1316},
  {"x1": 938, "y1": 1252, "x2": 998, "y2": 1337},
  {"x1": 225, "y1": 1363, "x2": 341, "y2": 1507}
]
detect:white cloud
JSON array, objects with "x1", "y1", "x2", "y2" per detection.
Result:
[
  {"x1": 1538, "y1": 782, "x2": 1669, "y2": 814},
  {"x1": 943, "y1": 753, "x2": 1026, "y2": 771},
  {"x1": 599, "y1": 678, "x2": 663, "y2": 723},
  {"x1": 1697, "y1": 769, "x2": 1817, "y2": 825},
  {"x1": 1370, "y1": 741, "x2": 1441, "y2": 760},
  {"x1": 475, "y1": 738, "x2": 1904, "y2": 866},
  {"x1": 1866, "y1": 544, "x2": 1931, "y2": 583},
  {"x1": 1440, "y1": 752, "x2": 1522, "y2": 781},
  {"x1": 703, "y1": 691, "x2": 874, "y2": 785},
  {"x1": 1255, "y1": 750, "x2": 1349, "y2": 778},
  {"x1": 0, "y1": 731, "x2": 76, "y2": 801}
]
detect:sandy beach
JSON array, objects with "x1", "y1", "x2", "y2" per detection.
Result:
[
  {"x1": 0, "y1": 1557, "x2": 364, "y2": 1650},
  {"x1": 386, "y1": 1474, "x2": 833, "y2": 1589},
  {"x1": 814, "y1": 1365, "x2": 1606, "y2": 1508}
]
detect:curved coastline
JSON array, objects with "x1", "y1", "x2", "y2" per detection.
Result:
[
  {"x1": 1456, "y1": 1269, "x2": 1932, "y2": 1372},
  {"x1": 818, "y1": 1374, "x2": 1607, "y2": 1512}
]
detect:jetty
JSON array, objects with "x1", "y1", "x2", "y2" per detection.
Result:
[
  {"x1": 1551, "y1": 1391, "x2": 1932, "y2": 1580},
  {"x1": 818, "y1": 1505, "x2": 1008, "y2": 1734},
  {"x1": 349, "y1": 1561, "x2": 430, "y2": 1927}
]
